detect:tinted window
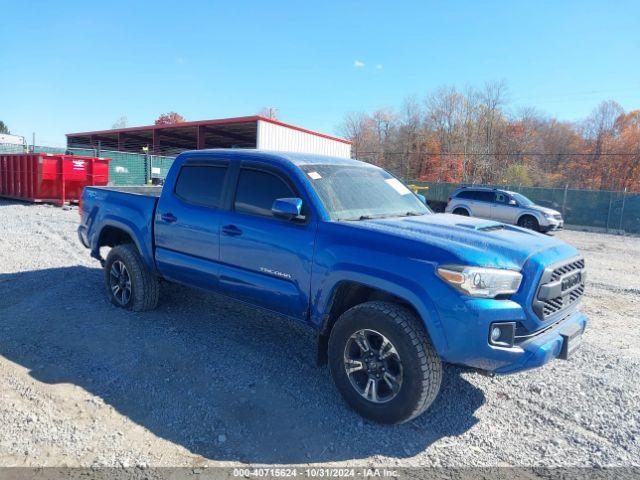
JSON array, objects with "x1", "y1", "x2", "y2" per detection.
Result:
[
  {"x1": 456, "y1": 190, "x2": 474, "y2": 199},
  {"x1": 234, "y1": 169, "x2": 294, "y2": 217},
  {"x1": 457, "y1": 190, "x2": 492, "y2": 201},
  {"x1": 476, "y1": 191, "x2": 494, "y2": 202},
  {"x1": 175, "y1": 165, "x2": 227, "y2": 207}
]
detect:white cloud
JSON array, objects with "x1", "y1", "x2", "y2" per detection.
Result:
[
  {"x1": 375, "y1": 64, "x2": 383, "y2": 70},
  {"x1": 353, "y1": 60, "x2": 365, "y2": 68}
]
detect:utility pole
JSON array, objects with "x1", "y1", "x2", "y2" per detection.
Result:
[
  {"x1": 619, "y1": 187, "x2": 627, "y2": 232},
  {"x1": 562, "y1": 184, "x2": 568, "y2": 218},
  {"x1": 605, "y1": 190, "x2": 614, "y2": 233}
]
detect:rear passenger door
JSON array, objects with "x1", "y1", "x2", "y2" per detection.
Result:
[
  {"x1": 217, "y1": 165, "x2": 316, "y2": 320},
  {"x1": 469, "y1": 190, "x2": 493, "y2": 218},
  {"x1": 155, "y1": 159, "x2": 229, "y2": 288}
]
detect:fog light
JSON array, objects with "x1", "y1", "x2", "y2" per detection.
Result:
[
  {"x1": 488, "y1": 322, "x2": 516, "y2": 347},
  {"x1": 491, "y1": 327, "x2": 502, "y2": 342}
]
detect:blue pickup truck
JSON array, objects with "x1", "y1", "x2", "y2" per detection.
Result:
[{"x1": 78, "y1": 149, "x2": 587, "y2": 423}]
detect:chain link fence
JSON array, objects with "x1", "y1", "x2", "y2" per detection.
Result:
[
  {"x1": 413, "y1": 181, "x2": 640, "y2": 234},
  {"x1": 2, "y1": 143, "x2": 637, "y2": 233}
]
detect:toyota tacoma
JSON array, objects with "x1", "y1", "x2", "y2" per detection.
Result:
[{"x1": 78, "y1": 149, "x2": 587, "y2": 424}]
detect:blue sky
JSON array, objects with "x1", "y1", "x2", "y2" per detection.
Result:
[{"x1": 1, "y1": 0, "x2": 639, "y2": 146}]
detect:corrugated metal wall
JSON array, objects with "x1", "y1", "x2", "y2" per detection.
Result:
[{"x1": 256, "y1": 120, "x2": 351, "y2": 158}]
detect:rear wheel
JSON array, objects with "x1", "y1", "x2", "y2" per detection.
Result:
[
  {"x1": 104, "y1": 244, "x2": 159, "y2": 311},
  {"x1": 328, "y1": 301, "x2": 442, "y2": 424},
  {"x1": 452, "y1": 208, "x2": 469, "y2": 216},
  {"x1": 518, "y1": 215, "x2": 540, "y2": 231}
]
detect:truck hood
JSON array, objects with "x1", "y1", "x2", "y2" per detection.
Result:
[{"x1": 349, "y1": 213, "x2": 575, "y2": 270}]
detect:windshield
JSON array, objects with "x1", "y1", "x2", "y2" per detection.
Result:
[
  {"x1": 510, "y1": 192, "x2": 535, "y2": 207},
  {"x1": 300, "y1": 164, "x2": 430, "y2": 221}
]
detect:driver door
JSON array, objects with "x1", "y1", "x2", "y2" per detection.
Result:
[
  {"x1": 493, "y1": 192, "x2": 519, "y2": 224},
  {"x1": 217, "y1": 164, "x2": 316, "y2": 320}
]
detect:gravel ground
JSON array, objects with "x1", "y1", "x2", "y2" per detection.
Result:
[{"x1": 0, "y1": 199, "x2": 638, "y2": 468}]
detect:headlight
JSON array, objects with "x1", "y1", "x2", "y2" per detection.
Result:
[
  {"x1": 544, "y1": 213, "x2": 555, "y2": 219},
  {"x1": 437, "y1": 266, "x2": 522, "y2": 298}
]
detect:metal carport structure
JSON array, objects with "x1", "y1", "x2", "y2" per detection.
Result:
[{"x1": 67, "y1": 115, "x2": 351, "y2": 158}]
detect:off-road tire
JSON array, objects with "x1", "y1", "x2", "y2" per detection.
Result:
[
  {"x1": 104, "y1": 244, "x2": 160, "y2": 311},
  {"x1": 518, "y1": 215, "x2": 540, "y2": 231},
  {"x1": 328, "y1": 301, "x2": 442, "y2": 424}
]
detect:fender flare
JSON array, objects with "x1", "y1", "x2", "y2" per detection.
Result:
[
  {"x1": 516, "y1": 211, "x2": 542, "y2": 226},
  {"x1": 315, "y1": 272, "x2": 449, "y2": 357},
  {"x1": 92, "y1": 218, "x2": 155, "y2": 271},
  {"x1": 451, "y1": 205, "x2": 471, "y2": 215}
]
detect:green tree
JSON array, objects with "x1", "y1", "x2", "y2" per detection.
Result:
[
  {"x1": 500, "y1": 164, "x2": 533, "y2": 186},
  {"x1": 0, "y1": 121, "x2": 9, "y2": 134}
]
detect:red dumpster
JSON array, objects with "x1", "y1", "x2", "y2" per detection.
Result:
[{"x1": 0, "y1": 153, "x2": 110, "y2": 205}]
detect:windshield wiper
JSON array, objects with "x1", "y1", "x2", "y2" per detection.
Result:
[
  {"x1": 344, "y1": 212, "x2": 423, "y2": 221},
  {"x1": 340, "y1": 214, "x2": 381, "y2": 221}
]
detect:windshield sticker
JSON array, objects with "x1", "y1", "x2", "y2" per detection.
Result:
[
  {"x1": 307, "y1": 171, "x2": 322, "y2": 180},
  {"x1": 385, "y1": 178, "x2": 411, "y2": 195}
]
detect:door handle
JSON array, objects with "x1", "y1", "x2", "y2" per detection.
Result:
[
  {"x1": 161, "y1": 212, "x2": 177, "y2": 223},
  {"x1": 222, "y1": 224, "x2": 242, "y2": 236}
]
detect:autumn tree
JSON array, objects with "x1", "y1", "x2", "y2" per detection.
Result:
[
  {"x1": 154, "y1": 112, "x2": 186, "y2": 126},
  {"x1": 613, "y1": 110, "x2": 640, "y2": 192},
  {"x1": 337, "y1": 82, "x2": 640, "y2": 191}
]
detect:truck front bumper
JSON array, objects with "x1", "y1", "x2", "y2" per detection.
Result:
[
  {"x1": 438, "y1": 297, "x2": 587, "y2": 374},
  {"x1": 492, "y1": 311, "x2": 587, "y2": 374}
]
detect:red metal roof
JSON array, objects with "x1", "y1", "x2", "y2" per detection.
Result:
[{"x1": 66, "y1": 115, "x2": 352, "y2": 145}]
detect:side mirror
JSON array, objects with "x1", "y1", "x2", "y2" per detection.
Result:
[
  {"x1": 272, "y1": 197, "x2": 303, "y2": 220},
  {"x1": 508, "y1": 199, "x2": 517, "y2": 206},
  {"x1": 416, "y1": 193, "x2": 426, "y2": 204}
]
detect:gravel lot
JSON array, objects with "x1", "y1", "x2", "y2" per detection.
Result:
[{"x1": 0, "y1": 199, "x2": 638, "y2": 469}]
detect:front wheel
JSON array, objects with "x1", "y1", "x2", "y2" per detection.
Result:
[
  {"x1": 518, "y1": 215, "x2": 540, "y2": 231},
  {"x1": 104, "y1": 244, "x2": 159, "y2": 311},
  {"x1": 328, "y1": 301, "x2": 442, "y2": 424}
]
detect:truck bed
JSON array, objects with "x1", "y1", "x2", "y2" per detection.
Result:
[
  {"x1": 79, "y1": 185, "x2": 162, "y2": 269},
  {"x1": 88, "y1": 185, "x2": 163, "y2": 197}
]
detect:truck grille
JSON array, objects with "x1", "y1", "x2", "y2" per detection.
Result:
[{"x1": 533, "y1": 257, "x2": 586, "y2": 320}]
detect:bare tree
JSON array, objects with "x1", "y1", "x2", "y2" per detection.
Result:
[
  {"x1": 398, "y1": 96, "x2": 423, "y2": 179},
  {"x1": 338, "y1": 112, "x2": 371, "y2": 158},
  {"x1": 112, "y1": 116, "x2": 128, "y2": 129},
  {"x1": 583, "y1": 101, "x2": 623, "y2": 189},
  {"x1": 476, "y1": 80, "x2": 509, "y2": 182},
  {"x1": 258, "y1": 107, "x2": 279, "y2": 120}
]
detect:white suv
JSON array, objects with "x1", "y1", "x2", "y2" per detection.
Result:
[{"x1": 445, "y1": 187, "x2": 564, "y2": 233}]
